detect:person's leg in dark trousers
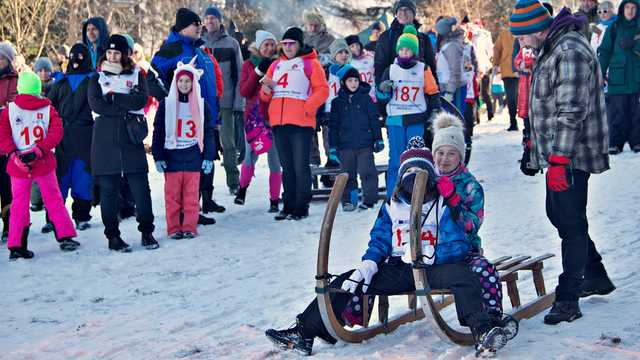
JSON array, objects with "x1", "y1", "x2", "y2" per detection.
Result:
[
  {"x1": 546, "y1": 169, "x2": 608, "y2": 301},
  {"x1": 626, "y1": 92, "x2": 640, "y2": 150},
  {"x1": 274, "y1": 126, "x2": 296, "y2": 215},
  {"x1": 339, "y1": 149, "x2": 358, "y2": 205},
  {"x1": 118, "y1": 176, "x2": 136, "y2": 219},
  {"x1": 98, "y1": 174, "x2": 122, "y2": 239},
  {"x1": 503, "y1": 77, "x2": 519, "y2": 130},
  {"x1": 606, "y1": 94, "x2": 630, "y2": 151},
  {"x1": 356, "y1": 148, "x2": 379, "y2": 206},
  {"x1": 124, "y1": 172, "x2": 155, "y2": 235},
  {"x1": 481, "y1": 74, "x2": 494, "y2": 121},
  {"x1": 288, "y1": 127, "x2": 313, "y2": 217},
  {"x1": 310, "y1": 130, "x2": 322, "y2": 166},
  {"x1": 298, "y1": 262, "x2": 490, "y2": 343},
  {"x1": 234, "y1": 111, "x2": 246, "y2": 163}
]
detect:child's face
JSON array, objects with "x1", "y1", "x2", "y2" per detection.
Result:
[
  {"x1": 334, "y1": 49, "x2": 349, "y2": 65},
  {"x1": 345, "y1": 77, "x2": 359, "y2": 92},
  {"x1": 348, "y1": 43, "x2": 361, "y2": 57},
  {"x1": 398, "y1": 47, "x2": 414, "y2": 59},
  {"x1": 435, "y1": 145, "x2": 461, "y2": 174},
  {"x1": 177, "y1": 75, "x2": 193, "y2": 94}
]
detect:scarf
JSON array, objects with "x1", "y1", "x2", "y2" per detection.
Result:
[
  {"x1": 100, "y1": 61, "x2": 123, "y2": 75},
  {"x1": 164, "y1": 63, "x2": 204, "y2": 152}
]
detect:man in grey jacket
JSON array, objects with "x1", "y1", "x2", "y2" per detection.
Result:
[
  {"x1": 201, "y1": 6, "x2": 245, "y2": 194},
  {"x1": 511, "y1": 2, "x2": 614, "y2": 326}
]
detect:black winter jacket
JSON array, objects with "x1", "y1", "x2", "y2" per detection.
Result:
[
  {"x1": 329, "y1": 83, "x2": 382, "y2": 150},
  {"x1": 87, "y1": 69, "x2": 149, "y2": 176}
]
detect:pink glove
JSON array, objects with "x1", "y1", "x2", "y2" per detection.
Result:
[
  {"x1": 437, "y1": 176, "x2": 461, "y2": 206},
  {"x1": 10, "y1": 152, "x2": 30, "y2": 172},
  {"x1": 32, "y1": 146, "x2": 44, "y2": 159}
]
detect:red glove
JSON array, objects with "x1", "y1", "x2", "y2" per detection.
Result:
[
  {"x1": 437, "y1": 176, "x2": 461, "y2": 206},
  {"x1": 546, "y1": 154, "x2": 571, "y2": 192}
]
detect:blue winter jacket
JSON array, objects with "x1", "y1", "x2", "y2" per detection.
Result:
[
  {"x1": 328, "y1": 83, "x2": 382, "y2": 150},
  {"x1": 151, "y1": 31, "x2": 220, "y2": 126},
  {"x1": 362, "y1": 198, "x2": 472, "y2": 265},
  {"x1": 151, "y1": 99, "x2": 216, "y2": 172}
]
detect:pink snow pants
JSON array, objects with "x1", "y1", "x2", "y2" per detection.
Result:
[
  {"x1": 164, "y1": 172, "x2": 200, "y2": 235},
  {"x1": 8, "y1": 171, "x2": 76, "y2": 248}
]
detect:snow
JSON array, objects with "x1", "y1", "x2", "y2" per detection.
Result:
[{"x1": 2, "y1": 109, "x2": 640, "y2": 359}]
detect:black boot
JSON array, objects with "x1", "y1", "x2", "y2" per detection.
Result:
[
  {"x1": 141, "y1": 233, "x2": 159, "y2": 250},
  {"x1": 544, "y1": 301, "x2": 582, "y2": 325},
  {"x1": 274, "y1": 210, "x2": 291, "y2": 221},
  {"x1": 579, "y1": 276, "x2": 616, "y2": 298},
  {"x1": 490, "y1": 313, "x2": 519, "y2": 341},
  {"x1": 202, "y1": 190, "x2": 226, "y2": 213},
  {"x1": 108, "y1": 236, "x2": 132, "y2": 253},
  {"x1": 269, "y1": 199, "x2": 279, "y2": 213},
  {"x1": 234, "y1": 187, "x2": 247, "y2": 205},
  {"x1": 198, "y1": 214, "x2": 216, "y2": 225},
  {"x1": 58, "y1": 237, "x2": 81, "y2": 252},
  {"x1": 473, "y1": 325, "x2": 509, "y2": 358},
  {"x1": 41, "y1": 222, "x2": 54, "y2": 234},
  {"x1": 265, "y1": 316, "x2": 314, "y2": 356},
  {"x1": 9, "y1": 227, "x2": 34, "y2": 260}
]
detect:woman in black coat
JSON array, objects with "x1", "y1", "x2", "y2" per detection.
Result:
[{"x1": 87, "y1": 34, "x2": 158, "y2": 252}]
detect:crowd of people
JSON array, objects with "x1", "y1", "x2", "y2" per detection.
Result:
[{"x1": 0, "y1": 0, "x2": 622, "y2": 356}]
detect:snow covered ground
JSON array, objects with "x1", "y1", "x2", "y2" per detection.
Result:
[{"x1": 2, "y1": 109, "x2": 639, "y2": 360}]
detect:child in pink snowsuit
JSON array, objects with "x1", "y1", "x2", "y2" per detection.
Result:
[
  {"x1": 0, "y1": 71, "x2": 78, "y2": 260},
  {"x1": 152, "y1": 61, "x2": 215, "y2": 239}
]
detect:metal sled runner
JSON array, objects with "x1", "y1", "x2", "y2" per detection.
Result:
[{"x1": 315, "y1": 173, "x2": 556, "y2": 345}]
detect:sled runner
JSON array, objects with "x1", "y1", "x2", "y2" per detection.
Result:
[{"x1": 315, "y1": 173, "x2": 556, "y2": 345}]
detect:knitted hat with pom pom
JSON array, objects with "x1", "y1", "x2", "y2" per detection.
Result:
[{"x1": 431, "y1": 112, "x2": 467, "y2": 163}]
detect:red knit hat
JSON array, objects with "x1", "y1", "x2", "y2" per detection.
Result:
[{"x1": 176, "y1": 69, "x2": 194, "y2": 82}]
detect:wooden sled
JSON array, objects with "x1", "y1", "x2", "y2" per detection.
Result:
[{"x1": 315, "y1": 172, "x2": 556, "y2": 345}]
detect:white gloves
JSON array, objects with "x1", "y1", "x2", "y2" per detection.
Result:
[
  {"x1": 443, "y1": 92, "x2": 454, "y2": 102},
  {"x1": 341, "y1": 260, "x2": 378, "y2": 294}
]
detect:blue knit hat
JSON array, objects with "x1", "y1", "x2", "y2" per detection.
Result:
[
  {"x1": 204, "y1": 6, "x2": 222, "y2": 20},
  {"x1": 510, "y1": 0, "x2": 553, "y2": 36}
]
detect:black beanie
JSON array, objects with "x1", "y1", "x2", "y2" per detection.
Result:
[
  {"x1": 345, "y1": 35, "x2": 362, "y2": 47},
  {"x1": 106, "y1": 35, "x2": 130, "y2": 56},
  {"x1": 174, "y1": 8, "x2": 201, "y2": 33},
  {"x1": 282, "y1": 27, "x2": 304, "y2": 47}
]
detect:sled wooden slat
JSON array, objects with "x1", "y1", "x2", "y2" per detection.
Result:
[{"x1": 316, "y1": 172, "x2": 556, "y2": 345}]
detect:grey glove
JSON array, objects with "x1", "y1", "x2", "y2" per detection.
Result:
[{"x1": 379, "y1": 80, "x2": 394, "y2": 94}]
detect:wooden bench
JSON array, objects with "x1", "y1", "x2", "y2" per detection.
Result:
[{"x1": 310, "y1": 164, "x2": 388, "y2": 200}]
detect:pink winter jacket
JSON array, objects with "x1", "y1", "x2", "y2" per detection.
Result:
[{"x1": 0, "y1": 94, "x2": 63, "y2": 178}]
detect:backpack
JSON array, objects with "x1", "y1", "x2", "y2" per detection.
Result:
[{"x1": 244, "y1": 102, "x2": 273, "y2": 155}]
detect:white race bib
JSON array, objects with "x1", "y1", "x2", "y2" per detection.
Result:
[
  {"x1": 8, "y1": 102, "x2": 50, "y2": 152},
  {"x1": 351, "y1": 52, "x2": 376, "y2": 100},
  {"x1": 97, "y1": 66, "x2": 145, "y2": 115},
  {"x1": 389, "y1": 197, "x2": 444, "y2": 265},
  {"x1": 175, "y1": 102, "x2": 199, "y2": 149},
  {"x1": 325, "y1": 72, "x2": 340, "y2": 112},
  {"x1": 272, "y1": 58, "x2": 310, "y2": 101},
  {"x1": 387, "y1": 62, "x2": 427, "y2": 116}
]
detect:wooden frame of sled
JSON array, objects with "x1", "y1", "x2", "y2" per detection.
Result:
[{"x1": 315, "y1": 173, "x2": 556, "y2": 345}]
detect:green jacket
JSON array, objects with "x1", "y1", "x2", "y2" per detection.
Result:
[{"x1": 598, "y1": 0, "x2": 640, "y2": 94}]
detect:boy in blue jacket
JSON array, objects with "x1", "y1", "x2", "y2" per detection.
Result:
[
  {"x1": 152, "y1": 61, "x2": 215, "y2": 239},
  {"x1": 328, "y1": 65, "x2": 384, "y2": 211},
  {"x1": 265, "y1": 138, "x2": 515, "y2": 357}
]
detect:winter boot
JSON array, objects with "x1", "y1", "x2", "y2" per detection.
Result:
[
  {"x1": 198, "y1": 214, "x2": 216, "y2": 225},
  {"x1": 265, "y1": 316, "x2": 314, "y2": 356},
  {"x1": 41, "y1": 222, "x2": 54, "y2": 234},
  {"x1": 608, "y1": 146, "x2": 622, "y2": 155},
  {"x1": 633, "y1": 145, "x2": 640, "y2": 153},
  {"x1": 30, "y1": 203, "x2": 44, "y2": 212},
  {"x1": 141, "y1": 233, "x2": 159, "y2": 250},
  {"x1": 182, "y1": 231, "x2": 195, "y2": 239},
  {"x1": 269, "y1": 199, "x2": 279, "y2": 213},
  {"x1": 234, "y1": 187, "x2": 247, "y2": 205},
  {"x1": 579, "y1": 276, "x2": 616, "y2": 298},
  {"x1": 342, "y1": 203, "x2": 356, "y2": 212},
  {"x1": 473, "y1": 326, "x2": 509, "y2": 358},
  {"x1": 108, "y1": 236, "x2": 132, "y2": 253},
  {"x1": 201, "y1": 190, "x2": 226, "y2": 213},
  {"x1": 75, "y1": 220, "x2": 91, "y2": 231},
  {"x1": 465, "y1": 145, "x2": 472, "y2": 166},
  {"x1": 58, "y1": 237, "x2": 81, "y2": 252},
  {"x1": 9, "y1": 227, "x2": 34, "y2": 260},
  {"x1": 169, "y1": 232, "x2": 184, "y2": 240},
  {"x1": 358, "y1": 202, "x2": 375, "y2": 210},
  {"x1": 274, "y1": 210, "x2": 291, "y2": 221},
  {"x1": 490, "y1": 313, "x2": 519, "y2": 341},
  {"x1": 544, "y1": 301, "x2": 582, "y2": 325}
]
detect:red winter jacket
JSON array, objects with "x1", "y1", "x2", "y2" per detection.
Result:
[
  {"x1": 0, "y1": 70, "x2": 18, "y2": 109},
  {"x1": 239, "y1": 57, "x2": 269, "y2": 124},
  {"x1": 0, "y1": 94, "x2": 63, "y2": 178}
]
